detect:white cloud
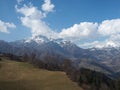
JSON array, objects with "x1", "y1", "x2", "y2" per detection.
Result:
[
  {"x1": 15, "y1": 4, "x2": 45, "y2": 19},
  {"x1": 109, "y1": 34, "x2": 120, "y2": 42},
  {"x1": 60, "y1": 19, "x2": 120, "y2": 42},
  {"x1": 42, "y1": 0, "x2": 55, "y2": 12},
  {"x1": 15, "y1": 4, "x2": 57, "y2": 38},
  {"x1": 92, "y1": 19, "x2": 120, "y2": 48},
  {"x1": 59, "y1": 18, "x2": 120, "y2": 48},
  {"x1": 59, "y1": 20, "x2": 120, "y2": 48},
  {"x1": 59, "y1": 22, "x2": 98, "y2": 41},
  {"x1": 0, "y1": 20, "x2": 16, "y2": 33},
  {"x1": 103, "y1": 34, "x2": 120, "y2": 48},
  {"x1": 98, "y1": 19, "x2": 120, "y2": 36}
]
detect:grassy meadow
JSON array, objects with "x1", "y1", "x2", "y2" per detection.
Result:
[{"x1": 0, "y1": 57, "x2": 83, "y2": 90}]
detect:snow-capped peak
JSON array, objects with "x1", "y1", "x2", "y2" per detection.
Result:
[
  {"x1": 51, "y1": 38, "x2": 76, "y2": 48},
  {"x1": 24, "y1": 35, "x2": 49, "y2": 44},
  {"x1": 52, "y1": 38, "x2": 66, "y2": 44}
]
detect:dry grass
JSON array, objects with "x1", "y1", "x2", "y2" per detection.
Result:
[{"x1": 0, "y1": 57, "x2": 83, "y2": 90}]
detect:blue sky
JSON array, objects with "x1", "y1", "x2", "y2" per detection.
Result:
[{"x1": 1, "y1": 0, "x2": 120, "y2": 48}]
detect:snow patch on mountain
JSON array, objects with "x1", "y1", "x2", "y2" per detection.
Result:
[{"x1": 24, "y1": 35, "x2": 50, "y2": 44}]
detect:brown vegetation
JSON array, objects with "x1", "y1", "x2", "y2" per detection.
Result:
[{"x1": 0, "y1": 57, "x2": 83, "y2": 90}]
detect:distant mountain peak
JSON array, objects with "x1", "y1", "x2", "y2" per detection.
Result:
[
  {"x1": 24, "y1": 35, "x2": 50, "y2": 44},
  {"x1": 94, "y1": 41, "x2": 119, "y2": 49}
]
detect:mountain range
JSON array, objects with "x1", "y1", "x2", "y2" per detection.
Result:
[{"x1": 0, "y1": 35, "x2": 120, "y2": 78}]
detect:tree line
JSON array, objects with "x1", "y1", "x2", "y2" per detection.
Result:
[{"x1": 22, "y1": 53, "x2": 119, "y2": 90}]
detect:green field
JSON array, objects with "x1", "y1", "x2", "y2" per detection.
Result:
[{"x1": 0, "y1": 57, "x2": 83, "y2": 90}]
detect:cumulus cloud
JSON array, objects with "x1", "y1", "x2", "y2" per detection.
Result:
[
  {"x1": 59, "y1": 22, "x2": 98, "y2": 41},
  {"x1": 42, "y1": 0, "x2": 55, "y2": 12},
  {"x1": 109, "y1": 34, "x2": 120, "y2": 42},
  {"x1": 98, "y1": 19, "x2": 120, "y2": 36},
  {"x1": 95, "y1": 19, "x2": 120, "y2": 48},
  {"x1": 0, "y1": 20, "x2": 16, "y2": 33},
  {"x1": 15, "y1": 4, "x2": 57, "y2": 38},
  {"x1": 15, "y1": 4, "x2": 45, "y2": 19},
  {"x1": 60, "y1": 18, "x2": 120, "y2": 48}
]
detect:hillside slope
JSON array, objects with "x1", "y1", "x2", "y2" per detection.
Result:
[{"x1": 0, "y1": 57, "x2": 83, "y2": 90}]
